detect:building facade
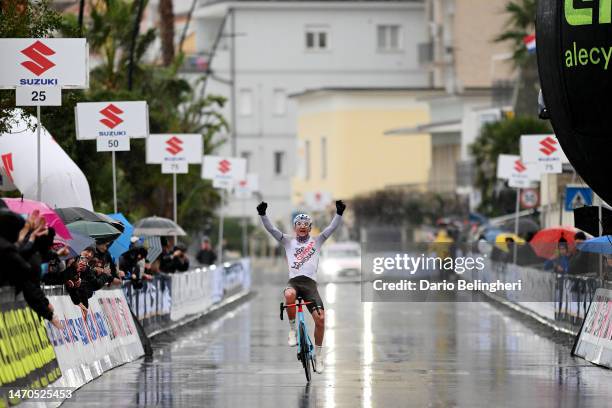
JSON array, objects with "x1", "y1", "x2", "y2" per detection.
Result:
[{"x1": 188, "y1": 0, "x2": 429, "y2": 223}]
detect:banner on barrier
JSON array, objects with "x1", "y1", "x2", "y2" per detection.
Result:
[
  {"x1": 44, "y1": 288, "x2": 144, "y2": 389},
  {"x1": 573, "y1": 288, "x2": 612, "y2": 369},
  {"x1": 0, "y1": 293, "x2": 61, "y2": 406}
]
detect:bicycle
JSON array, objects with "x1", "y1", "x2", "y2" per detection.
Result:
[{"x1": 280, "y1": 297, "x2": 321, "y2": 382}]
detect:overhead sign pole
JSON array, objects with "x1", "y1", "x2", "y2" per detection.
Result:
[
  {"x1": 202, "y1": 155, "x2": 247, "y2": 263},
  {"x1": 1, "y1": 39, "x2": 89, "y2": 203}
]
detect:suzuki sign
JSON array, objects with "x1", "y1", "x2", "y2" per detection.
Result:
[
  {"x1": 497, "y1": 154, "x2": 540, "y2": 189},
  {"x1": 75, "y1": 101, "x2": 149, "y2": 140},
  {"x1": 520, "y1": 134, "x2": 569, "y2": 174},
  {"x1": 0, "y1": 39, "x2": 89, "y2": 89},
  {"x1": 146, "y1": 134, "x2": 203, "y2": 173},
  {"x1": 202, "y1": 155, "x2": 247, "y2": 190}
]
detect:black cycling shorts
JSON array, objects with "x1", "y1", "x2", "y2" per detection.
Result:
[{"x1": 285, "y1": 275, "x2": 324, "y2": 314}]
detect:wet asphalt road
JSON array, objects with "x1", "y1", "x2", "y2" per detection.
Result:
[{"x1": 63, "y1": 282, "x2": 612, "y2": 408}]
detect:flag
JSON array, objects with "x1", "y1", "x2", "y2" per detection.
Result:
[{"x1": 523, "y1": 33, "x2": 536, "y2": 54}]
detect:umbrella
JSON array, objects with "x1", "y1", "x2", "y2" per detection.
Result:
[
  {"x1": 143, "y1": 236, "x2": 163, "y2": 262},
  {"x1": 573, "y1": 206, "x2": 612, "y2": 237},
  {"x1": 107, "y1": 213, "x2": 134, "y2": 261},
  {"x1": 0, "y1": 110, "x2": 93, "y2": 209},
  {"x1": 67, "y1": 220, "x2": 122, "y2": 241},
  {"x1": 530, "y1": 226, "x2": 579, "y2": 259},
  {"x1": 577, "y1": 236, "x2": 612, "y2": 255},
  {"x1": 499, "y1": 218, "x2": 540, "y2": 237},
  {"x1": 495, "y1": 233, "x2": 526, "y2": 252},
  {"x1": 56, "y1": 207, "x2": 125, "y2": 232},
  {"x1": 54, "y1": 232, "x2": 95, "y2": 259},
  {"x1": 133, "y1": 216, "x2": 186, "y2": 237},
  {"x1": 2, "y1": 197, "x2": 72, "y2": 240},
  {"x1": 484, "y1": 228, "x2": 505, "y2": 243}
]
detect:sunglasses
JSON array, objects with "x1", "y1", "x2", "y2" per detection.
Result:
[{"x1": 295, "y1": 221, "x2": 311, "y2": 228}]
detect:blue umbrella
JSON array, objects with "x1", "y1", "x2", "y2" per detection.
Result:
[
  {"x1": 577, "y1": 235, "x2": 612, "y2": 255},
  {"x1": 107, "y1": 213, "x2": 134, "y2": 261}
]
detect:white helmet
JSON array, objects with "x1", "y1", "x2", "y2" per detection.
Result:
[{"x1": 293, "y1": 213, "x2": 312, "y2": 227}]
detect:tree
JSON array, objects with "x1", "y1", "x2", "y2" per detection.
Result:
[
  {"x1": 469, "y1": 116, "x2": 550, "y2": 216},
  {"x1": 495, "y1": 0, "x2": 539, "y2": 117},
  {"x1": 37, "y1": 0, "x2": 227, "y2": 233},
  {"x1": 158, "y1": 0, "x2": 175, "y2": 66}
]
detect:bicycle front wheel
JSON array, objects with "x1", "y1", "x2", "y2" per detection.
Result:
[{"x1": 299, "y1": 323, "x2": 311, "y2": 382}]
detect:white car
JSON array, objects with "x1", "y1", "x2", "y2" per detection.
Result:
[{"x1": 319, "y1": 242, "x2": 361, "y2": 282}]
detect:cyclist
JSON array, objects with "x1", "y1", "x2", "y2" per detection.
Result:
[{"x1": 257, "y1": 200, "x2": 346, "y2": 374}]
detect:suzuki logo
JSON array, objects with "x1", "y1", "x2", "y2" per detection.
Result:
[
  {"x1": 514, "y1": 160, "x2": 527, "y2": 173},
  {"x1": 1, "y1": 153, "x2": 14, "y2": 183},
  {"x1": 539, "y1": 136, "x2": 558, "y2": 156},
  {"x1": 239, "y1": 180, "x2": 247, "y2": 187},
  {"x1": 165, "y1": 136, "x2": 183, "y2": 156},
  {"x1": 218, "y1": 159, "x2": 231, "y2": 174},
  {"x1": 20, "y1": 41, "x2": 56, "y2": 76},
  {"x1": 99, "y1": 104, "x2": 124, "y2": 129}
]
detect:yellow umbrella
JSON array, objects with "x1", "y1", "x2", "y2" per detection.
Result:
[{"x1": 495, "y1": 233, "x2": 525, "y2": 252}]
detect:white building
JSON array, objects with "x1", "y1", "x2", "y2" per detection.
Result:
[{"x1": 188, "y1": 0, "x2": 430, "y2": 223}]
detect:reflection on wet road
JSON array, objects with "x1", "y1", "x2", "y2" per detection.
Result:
[{"x1": 64, "y1": 283, "x2": 612, "y2": 407}]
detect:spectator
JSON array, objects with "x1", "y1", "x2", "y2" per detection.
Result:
[
  {"x1": 0, "y1": 209, "x2": 61, "y2": 328},
  {"x1": 545, "y1": 238, "x2": 572, "y2": 274},
  {"x1": 119, "y1": 241, "x2": 153, "y2": 289},
  {"x1": 568, "y1": 232, "x2": 597, "y2": 275},
  {"x1": 196, "y1": 237, "x2": 217, "y2": 266},
  {"x1": 517, "y1": 231, "x2": 544, "y2": 267},
  {"x1": 90, "y1": 238, "x2": 124, "y2": 286},
  {"x1": 159, "y1": 237, "x2": 189, "y2": 273}
]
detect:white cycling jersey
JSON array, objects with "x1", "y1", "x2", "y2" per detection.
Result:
[{"x1": 260, "y1": 214, "x2": 342, "y2": 281}]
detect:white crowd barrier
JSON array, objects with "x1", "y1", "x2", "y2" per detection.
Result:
[
  {"x1": 573, "y1": 288, "x2": 612, "y2": 369},
  {"x1": 43, "y1": 288, "x2": 144, "y2": 390}
]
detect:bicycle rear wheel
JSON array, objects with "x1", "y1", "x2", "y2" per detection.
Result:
[{"x1": 299, "y1": 323, "x2": 311, "y2": 382}]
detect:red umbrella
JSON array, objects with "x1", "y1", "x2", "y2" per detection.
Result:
[
  {"x1": 2, "y1": 197, "x2": 72, "y2": 240},
  {"x1": 529, "y1": 226, "x2": 579, "y2": 259}
]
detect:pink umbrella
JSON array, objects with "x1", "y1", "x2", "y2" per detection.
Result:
[{"x1": 2, "y1": 197, "x2": 72, "y2": 240}]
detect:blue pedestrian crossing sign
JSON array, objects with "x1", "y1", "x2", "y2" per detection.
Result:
[{"x1": 565, "y1": 186, "x2": 593, "y2": 211}]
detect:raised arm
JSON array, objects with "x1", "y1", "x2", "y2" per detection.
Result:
[
  {"x1": 257, "y1": 202, "x2": 287, "y2": 243},
  {"x1": 317, "y1": 200, "x2": 346, "y2": 244}
]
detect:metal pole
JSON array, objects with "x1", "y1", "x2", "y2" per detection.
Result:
[
  {"x1": 598, "y1": 195, "x2": 604, "y2": 280},
  {"x1": 514, "y1": 188, "x2": 521, "y2": 264},
  {"x1": 242, "y1": 197, "x2": 247, "y2": 257},
  {"x1": 36, "y1": 106, "x2": 42, "y2": 201},
  {"x1": 173, "y1": 173, "x2": 178, "y2": 242},
  {"x1": 230, "y1": 8, "x2": 237, "y2": 156},
  {"x1": 218, "y1": 190, "x2": 226, "y2": 264},
  {"x1": 112, "y1": 151, "x2": 118, "y2": 213}
]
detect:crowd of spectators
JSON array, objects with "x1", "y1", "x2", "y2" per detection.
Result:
[{"x1": 0, "y1": 202, "x2": 200, "y2": 323}]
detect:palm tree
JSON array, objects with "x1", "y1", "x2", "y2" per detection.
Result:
[
  {"x1": 158, "y1": 0, "x2": 175, "y2": 66},
  {"x1": 494, "y1": 0, "x2": 539, "y2": 117}
]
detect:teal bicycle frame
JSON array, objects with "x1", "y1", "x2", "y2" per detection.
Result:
[{"x1": 280, "y1": 297, "x2": 320, "y2": 382}]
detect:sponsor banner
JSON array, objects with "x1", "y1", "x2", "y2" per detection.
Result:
[
  {"x1": 497, "y1": 154, "x2": 540, "y2": 188},
  {"x1": 0, "y1": 290, "x2": 61, "y2": 406},
  {"x1": 304, "y1": 191, "x2": 333, "y2": 211},
  {"x1": 573, "y1": 288, "x2": 612, "y2": 368},
  {"x1": 146, "y1": 134, "x2": 202, "y2": 165},
  {"x1": 44, "y1": 288, "x2": 144, "y2": 389},
  {"x1": 0, "y1": 38, "x2": 89, "y2": 89},
  {"x1": 202, "y1": 155, "x2": 247, "y2": 190},
  {"x1": 234, "y1": 173, "x2": 259, "y2": 199},
  {"x1": 521, "y1": 134, "x2": 569, "y2": 174},
  {"x1": 75, "y1": 101, "x2": 149, "y2": 140}
]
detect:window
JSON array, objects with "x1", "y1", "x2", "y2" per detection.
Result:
[
  {"x1": 239, "y1": 89, "x2": 253, "y2": 116},
  {"x1": 305, "y1": 141, "x2": 311, "y2": 180},
  {"x1": 241, "y1": 151, "x2": 251, "y2": 172},
  {"x1": 274, "y1": 151, "x2": 285, "y2": 175},
  {"x1": 273, "y1": 89, "x2": 287, "y2": 116},
  {"x1": 377, "y1": 25, "x2": 402, "y2": 51},
  {"x1": 305, "y1": 26, "x2": 329, "y2": 51},
  {"x1": 321, "y1": 137, "x2": 327, "y2": 179}
]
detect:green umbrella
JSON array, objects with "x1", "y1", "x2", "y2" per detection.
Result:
[{"x1": 67, "y1": 220, "x2": 122, "y2": 241}]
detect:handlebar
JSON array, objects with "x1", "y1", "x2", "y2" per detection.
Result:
[{"x1": 279, "y1": 298, "x2": 321, "y2": 320}]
